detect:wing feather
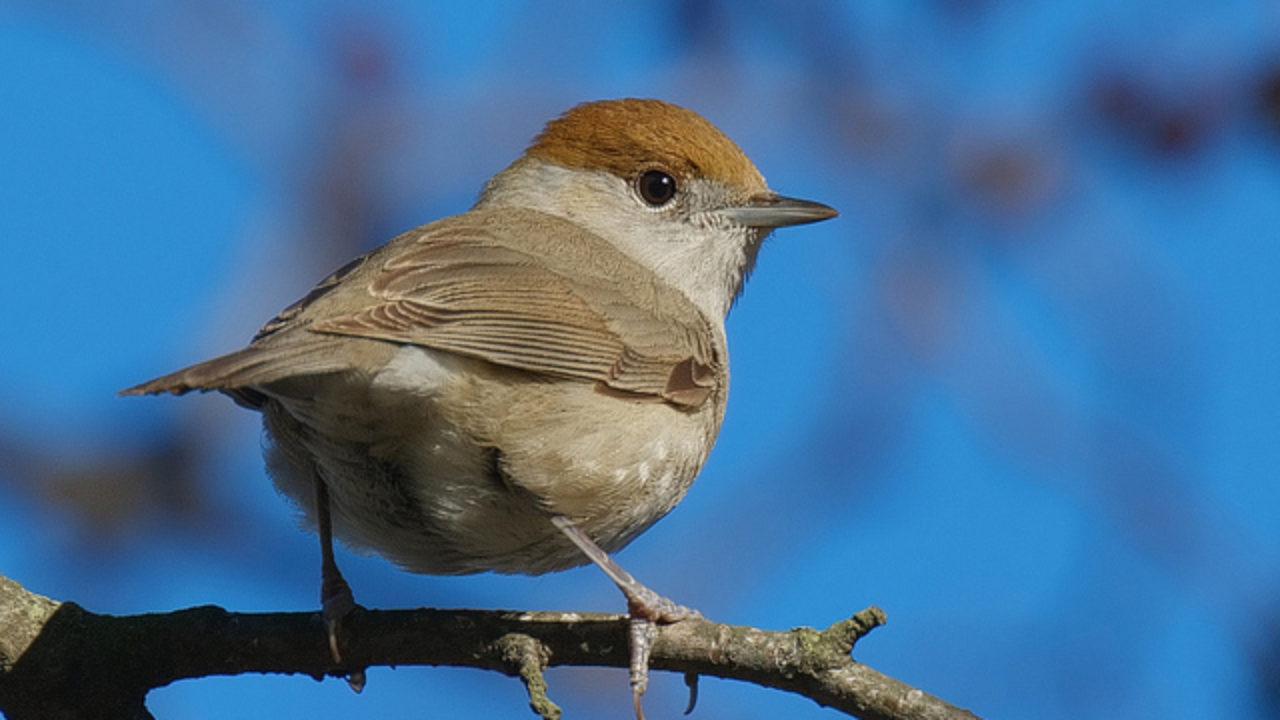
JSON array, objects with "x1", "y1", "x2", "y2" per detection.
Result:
[
  {"x1": 311, "y1": 210, "x2": 721, "y2": 407},
  {"x1": 124, "y1": 208, "x2": 723, "y2": 410}
]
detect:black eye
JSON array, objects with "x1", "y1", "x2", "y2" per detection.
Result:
[{"x1": 636, "y1": 169, "x2": 677, "y2": 206}]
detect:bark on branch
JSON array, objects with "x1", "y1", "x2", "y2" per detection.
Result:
[{"x1": 0, "y1": 572, "x2": 980, "y2": 720}]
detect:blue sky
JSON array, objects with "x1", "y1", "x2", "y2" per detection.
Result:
[{"x1": 2, "y1": 3, "x2": 1278, "y2": 719}]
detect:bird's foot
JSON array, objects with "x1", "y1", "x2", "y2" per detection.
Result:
[
  {"x1": 626, "y1": 590, "x2": 702, "y2": 720},
  {"x1": 320, "y1": 571, "x2": 365, "y2": 692},
  {"x1": 549, "y1": 515, "x2": 702, "y2": 718}
]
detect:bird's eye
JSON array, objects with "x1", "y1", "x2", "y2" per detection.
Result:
[{"x1": 636, "y1": 169, "x2": 677, "y2": 207}]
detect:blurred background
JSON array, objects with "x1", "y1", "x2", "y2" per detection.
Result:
[{"x1": 2, "y1": 2, "x2": 1278, "y2": 718}]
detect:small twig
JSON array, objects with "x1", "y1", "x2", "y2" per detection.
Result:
[
  {"x1": 495, "y1": 633, "x2": 561, "y2": 720},
  {"x1": 824, "y1": 606, "x2": 888, "y2": 652}
]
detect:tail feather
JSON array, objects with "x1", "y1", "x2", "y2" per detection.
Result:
[{"x1": 120, "y1": 335, "x2": 355, "y2": 398}]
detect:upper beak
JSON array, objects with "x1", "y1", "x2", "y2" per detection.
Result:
[{"x1": 719, "y1": 193, "x2": 838, "y2": 228}]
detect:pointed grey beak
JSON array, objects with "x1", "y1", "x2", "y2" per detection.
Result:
[{"x1": 719, "y1": 193, "x2": 838, "y2": 228}]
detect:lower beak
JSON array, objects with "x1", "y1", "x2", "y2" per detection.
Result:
[{"x1": 720, "y1": 193, "x2": 838, "y2": 228}]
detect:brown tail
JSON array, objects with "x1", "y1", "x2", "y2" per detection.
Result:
[{"x1": 120, "y1": 335, "x2": 354, "y2": 397}]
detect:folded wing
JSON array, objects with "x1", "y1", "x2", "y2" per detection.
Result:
[{"x1": 123, "y1": 209, "x2": 722, "y2": 410}]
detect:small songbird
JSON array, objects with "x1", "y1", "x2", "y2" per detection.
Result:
[{"x1": 123, "y1": 98, "x2": 837, "y2": 715}]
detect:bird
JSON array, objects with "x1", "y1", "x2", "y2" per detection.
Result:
[{"x1": 123, "y1": 98, "x2": 837, "y2": 716}]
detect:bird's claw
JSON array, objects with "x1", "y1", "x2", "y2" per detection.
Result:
[
  {"x1": 321, "y1": 574, "x2": 357, "y2": 664},
  {"x1": 626, "y1": 594, "x2": 700, "y2": 720},
  {"x1": 320, "y1": 571, "x2": 365, "y2": 692},
  {"x1": 627, "y1": 586, "x2": 702, "y2": 624}
]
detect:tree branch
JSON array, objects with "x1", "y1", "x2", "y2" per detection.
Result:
[{"x1": 0, "y1": 572, "x2": 980, "y2": 720}]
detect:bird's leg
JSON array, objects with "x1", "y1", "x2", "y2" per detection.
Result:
[
  {"x1": 315, "y1": 477, "x2": 356, "y2": 663},
  {"x1": 551, "y1": 515, "x2": 701, "y2": 720},
  {"x1": 551, "y1": 516, "x2": 701, "y2": 621}
]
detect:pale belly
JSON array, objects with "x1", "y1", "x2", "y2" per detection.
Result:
[{"x1": 260, "y1": 346, "x2": 720, "y2": 576}]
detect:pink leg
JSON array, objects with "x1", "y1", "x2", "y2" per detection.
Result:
[
  {"x1": 315, "y1": 478, "x2": 366, "y2": 692},
  {"x1": 552, "y1": 516, "x2": 700, "y2": 720},
  {"x1": 315, "y1": 479, "x2": 356, "y2": 661}
]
